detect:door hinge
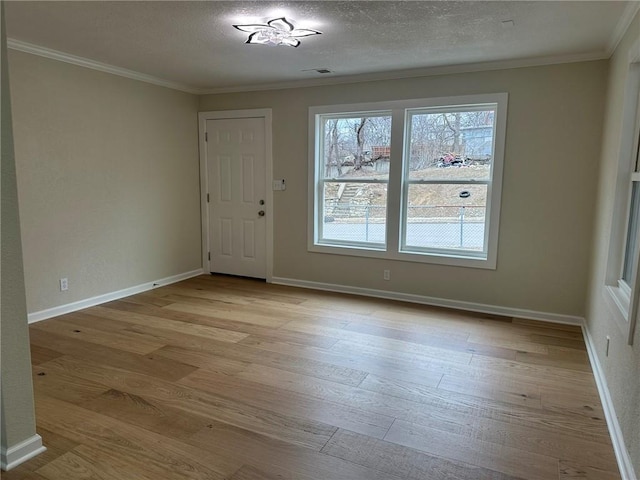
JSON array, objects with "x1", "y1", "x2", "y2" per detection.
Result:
[
  {"x1": 208, "y1": 252, "x2": 211, "y2": 261},
  {"x1": 205, "y1": 132, "x2": 208, "y2": 142},
  {"x1": 207, "y1": 193, "x2": 210, "y2": 203}
]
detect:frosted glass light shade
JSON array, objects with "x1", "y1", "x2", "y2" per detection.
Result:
[{"x1": 233, "y1": 17, "x2": 321, "y2": 47}]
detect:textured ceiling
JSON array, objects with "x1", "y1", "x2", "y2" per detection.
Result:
[{"x1": 4, "y1": 1, "x2": 636, "y2": 92}]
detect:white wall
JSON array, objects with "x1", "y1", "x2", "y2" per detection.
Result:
[
  {"x1": 8, "y1": 50, "x2": 201, "y2": 314},
  {"x1": 1, "y1": 2, "x2": 40, "y2": 467},
  {"x1": 586, "y1": 9, "x2": 640, "y2": 477},
  {"x1": 200, "y1": 60, "x2": 608, "y2": 318}
]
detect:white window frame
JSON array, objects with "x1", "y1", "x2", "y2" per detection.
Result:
[
  {"x1": 400, "y1": 105, "x2": 498, "y2": 260},
  {"x1": 308, "y1": 93, "x2": 508, "y2": 269},
  {"x1": 604, "y1": 39, "x2": 640, "y2": 345},
  {"x1": 313, "y1": 110, "x2": 392, "y2": 251}
]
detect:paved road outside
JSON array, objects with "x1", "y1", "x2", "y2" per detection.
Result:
[{"x1": 322, "y1": 221, "x2": 485, "y2": 249}]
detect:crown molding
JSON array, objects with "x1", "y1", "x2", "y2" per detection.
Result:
[
  {"x1": 7, "y1": 37, "x2": 610, "y2": 98},
  {"x1": 607, "y1": 1, "x2": 640, "y2": 56},
  {"x1": 200, "y1": 51, "x2": 609, "y2": 95},
  {"x1": 7, "y1": 38, "x2": 205, "y2": 94}
]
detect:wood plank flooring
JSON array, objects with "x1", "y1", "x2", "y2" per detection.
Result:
[{"x1": 3, "y1": 274, "x2": 620, "y2": 480}]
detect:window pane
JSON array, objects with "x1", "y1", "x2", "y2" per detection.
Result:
[
  {"x1": 635, "y1": 128, "x2": 640, "y2": 173},
  {"x1": 322, "y1": 182, "x2": 387, "y2": 245},
  {"x1": 623, "y1": 182, "x2": 640, "y2": 283},
  {"x1": 407, "y1": 109, "x2": 495, "y2": 181},
  {"x1": 321, "y1": 115, "x2": 392, "y2": 180},
  {"x1": 403, "y1": 184, "x2": 487, "y2": 251}
]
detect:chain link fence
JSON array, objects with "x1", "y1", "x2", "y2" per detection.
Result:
[{"x1": 323, "y1": 203, "x2": 485, "y2": 249}]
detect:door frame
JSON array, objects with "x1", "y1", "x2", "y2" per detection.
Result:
[{"x1": 198, "y1": 109, "x2": 274, "y2": 282}]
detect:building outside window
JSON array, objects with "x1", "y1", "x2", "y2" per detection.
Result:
[{"x1": 308, "y1": 93, "x2": 508, "y2": 269}]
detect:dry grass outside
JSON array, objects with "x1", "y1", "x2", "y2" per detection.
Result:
[{"x1": 324, "y1": 164, "x2": 490, "y2": 220}]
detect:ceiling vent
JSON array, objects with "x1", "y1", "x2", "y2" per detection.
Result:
[{"x1": 303, "y1": 68, "x2": 333, "y2": 75}]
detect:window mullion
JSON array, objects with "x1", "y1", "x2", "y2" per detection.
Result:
[
  {"x1": 385, "y1": 108, "x2": 406, "y2": 254},
  {"x1": 323, "y1": 179, "x2": 389, "y2": 184},
  {"x1": 406, "y1": 179, "x2": 491, "y2": 185}
]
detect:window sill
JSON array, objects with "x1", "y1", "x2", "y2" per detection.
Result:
[
  {"x1": 603, "y1": 285, "x2": 631, "y2": 337},
  {"x1": 308, "y1": 242, "x2": 496, "y2": 270}
]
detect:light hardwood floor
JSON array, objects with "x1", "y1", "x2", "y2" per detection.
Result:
[{"x1": 3, "y1": 274, "x2": 620, "y2": 480}]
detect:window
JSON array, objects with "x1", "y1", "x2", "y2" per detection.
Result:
[
  {"x1": 402, "y1": 107, "x2": 495, "y2": 257},
  {"x1": 615, "y1": 127, "x2": 640, "y2": 312},
  {"x1": 610, "y1": 99, "x2": 640, "y2": 342},
  {"x1": 309, "y1": 94, "x2": 508, "y2": 269},
  {"x1": 622, "y1": 168, "x2": 640, "y2": 287},
  {"x1": 605, "y1": 48, "x2": 640, "y2": 345},
  {"x1": 316, "y1": 112, "x2": 392, "y2": 249}
]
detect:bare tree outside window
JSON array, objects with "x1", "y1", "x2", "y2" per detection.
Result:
[
  {"x1": 319, "y1": 114, "x2": 391, "y2": 245},
  {"x1": 403, "y1": 107, "x2": 495, "y2": 252},
  {"x1": 318, "y1": 108, "x2": 496, "y2": 249},
  {"x1": 310, "y1": 94, "x2": 507, "y2": 268}
]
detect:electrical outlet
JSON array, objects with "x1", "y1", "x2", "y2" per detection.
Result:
[
  {"x1": 60, "y1": 278, "x2": 69, "y2": 292},
  {"x1": 383, "y1": 269, "x2": 390, "y2": 281}
]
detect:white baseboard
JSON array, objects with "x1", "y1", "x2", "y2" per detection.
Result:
[
  {"x1": 28, "y1": 269, "x2": 204, "y2": 324},
  {"x1": 583, "y1": 326, "x2": 637, "y2": 480},
  {"x1": 271, "y1": 276, "x2": 584, "y2": 325},
  {"x1": 1, "y1": 434, "x2": 46, "y2": 471}
]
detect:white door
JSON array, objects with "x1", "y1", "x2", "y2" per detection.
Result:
[{"x1": 206, "y1": 117, "x2": 266, "y2": 278}]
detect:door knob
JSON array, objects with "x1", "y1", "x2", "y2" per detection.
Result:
[{"x1": 258, "y1": 210, "x2": 265, "y2": 217}]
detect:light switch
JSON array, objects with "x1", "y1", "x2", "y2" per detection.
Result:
[{"x1": 272, "y1": 179, "x2": 286, "y2": 191}]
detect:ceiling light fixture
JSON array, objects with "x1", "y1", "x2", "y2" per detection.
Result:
[{"x1": 233, "y1": 17, "x2": 321, "y2": 47}]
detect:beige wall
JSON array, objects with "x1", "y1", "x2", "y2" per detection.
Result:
[
  {"x1": 1, "y1": 1, "x2": 38, "y2": 457},
  {"x1": 8, "y1": 50, "x2": 201, "y2": 314},
  {"x1": 586, "y1": 10, "x2": 640, "y2": 476},
  {"x1": 4, "y1": 11, "x2": 637, "y2": 475},
  {"x1": 200, "y1": 61, "x2": 607, "y2": 317}
]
